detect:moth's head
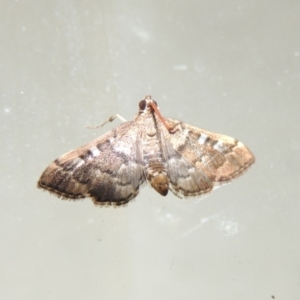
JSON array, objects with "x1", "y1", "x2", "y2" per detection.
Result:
[{"x1": 138, "y1": 95, "x2": 158, "y2": 114}]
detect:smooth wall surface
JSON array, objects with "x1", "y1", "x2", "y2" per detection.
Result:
[{"x1": 1, "y1": 1, "x2": 299, "y2": 299}]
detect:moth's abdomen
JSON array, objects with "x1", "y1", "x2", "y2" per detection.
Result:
[
  {"x1": 145, "y1": 156, "x2": 169, "y2": 196},
  {"x1": 148, "y1": 173, "x2": 169, "y2": 196}
]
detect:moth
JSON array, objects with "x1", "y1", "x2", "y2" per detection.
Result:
[{"x1": 38, "y1": 96, "x2": 254, "y2": 206}]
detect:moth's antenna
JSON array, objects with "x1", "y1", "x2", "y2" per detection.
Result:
[{"x1": 149, "y1": 101, "x2": 172, "y2": 131}]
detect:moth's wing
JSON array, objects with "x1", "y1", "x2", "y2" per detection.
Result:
[
  {"x1": 165, "y1": 117, "x2": 254, "y2": 185},
  {"x1": 160, "y1": 132, "x2": 214, "y2": 198},
  {"x1": 38, "y1": 121, "x2": 146, "y2": 206}
]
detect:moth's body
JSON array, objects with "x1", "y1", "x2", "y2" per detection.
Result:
[
  {"x1": 38, "y1": 96, "x2": 254, "y2": 206},
  {"x1": 138, "y1": 102, "x2": 170, "y2": 196}
]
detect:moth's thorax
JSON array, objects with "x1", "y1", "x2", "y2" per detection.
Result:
[{"x1": 137, "y1": 97, "x2": 164, "y2": 134}]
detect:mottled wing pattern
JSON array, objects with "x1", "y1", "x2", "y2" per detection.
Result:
[
  {"x1": 38, "y1": 121, "x2": 146, "y2": 206},
  {"x1": 160, "y1": 132, "x2": 213, "y2": 198},
  {"x1": 163, "y1": 117, "x2": 254, "y2": 197}
]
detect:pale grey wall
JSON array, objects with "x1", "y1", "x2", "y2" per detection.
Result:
[{"x1": 1, "y1": 1, "x2": 299, "y2": 299}]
